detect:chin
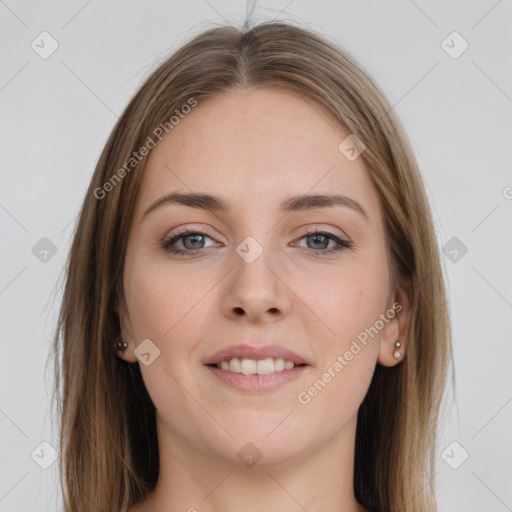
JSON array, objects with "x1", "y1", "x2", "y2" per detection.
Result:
[{"x1": 206, "y1": 421, "x2": 310, "y2": 468}]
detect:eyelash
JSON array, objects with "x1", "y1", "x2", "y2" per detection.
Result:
[{"x1": 161, "y1": 227, "x2": 353, "y2": 257}]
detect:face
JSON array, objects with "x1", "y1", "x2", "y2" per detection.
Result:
[{"x1": 118, "y1": 87, "x2": 409, "y2": 467}]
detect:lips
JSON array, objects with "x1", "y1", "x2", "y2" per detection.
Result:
[{"x1": 203, "y1": 344, "x2": 309, "y2": 366}]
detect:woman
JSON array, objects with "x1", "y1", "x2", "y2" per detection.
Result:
[{"x1": 52, "y1": 20, "x2": 452, "y2": 512}]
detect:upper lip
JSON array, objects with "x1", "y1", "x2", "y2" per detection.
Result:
[{"x1": 203, "y1": 344, "x2": 309, "y2": 366}]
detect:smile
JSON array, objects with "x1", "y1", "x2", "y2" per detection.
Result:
[
  {"x1": 211, "y1": 357, "x2": 303, "y2": 375},
  {"x1": 205, "y1": 361, "x2": 310, "y2": 392}
]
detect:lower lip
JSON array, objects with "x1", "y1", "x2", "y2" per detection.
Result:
[{"x1": 205, "y1": 365, "x2": 308, "y2": 392}]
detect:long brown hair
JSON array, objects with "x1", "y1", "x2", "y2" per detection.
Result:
[{"x1": 50, "y1": 20, "x2": 453, "y2": 511}]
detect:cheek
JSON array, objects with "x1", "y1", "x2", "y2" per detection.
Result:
[
  {"x1": 124, "y1": 258, "x2": 212, "y2": 342},
  {"x1": 297, "y1": 252, "x2": 389, "y2": 418},
  {"x1": 304, "y1": 264, "x2": 389, "y2": 349},
  {"x1": 125, "y1": 262, "x2": 213, "y2": 412},
  {"x1": 295, "y1": 270, "x2": 386, "y2": 427}
]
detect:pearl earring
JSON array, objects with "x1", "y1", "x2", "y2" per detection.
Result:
[
  {"x1": 117, "y1": 341, "x2": 128, "y2": 352},
  {"x1": 393, "y1": 340, "x2": 401, "y2": 359}
]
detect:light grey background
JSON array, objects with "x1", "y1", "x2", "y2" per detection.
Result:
[{"x1": 1, "y1": 1, "x2": 511, "y2": 510}]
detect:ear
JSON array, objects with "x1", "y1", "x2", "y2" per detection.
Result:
[
  {"x1": 115, "y1": 295, "x2": 138, "y2": 364},
  {"x1": 377, "y1": 277, "x2": 411, "y2": 367}
]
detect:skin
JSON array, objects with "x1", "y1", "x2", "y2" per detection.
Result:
[{"x1": 118, "y1": 86, "x2": 410, "y2": 512}]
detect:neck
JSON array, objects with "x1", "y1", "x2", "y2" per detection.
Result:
[{"x1": 136, "y1": 414, "x2": 366, "y2": 512}]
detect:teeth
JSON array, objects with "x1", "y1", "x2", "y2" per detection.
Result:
[
  {"x1": 215, "y1": 357, "x2": 298, "y2": 374},
  {"x1": 229, "y1": 357, "x2": 241, "y2": 373},
  {"x1": 257, "y1": 358, "x2": 274, "y2": 375}
]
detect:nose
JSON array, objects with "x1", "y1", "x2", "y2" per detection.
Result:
[{"x1": 220, "y1": 240, "x2": 291, "y2": 323}]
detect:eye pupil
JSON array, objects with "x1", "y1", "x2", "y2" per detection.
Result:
[
  {"x1": 183, "y1": 234, "x2": 204, "y2": 249},
  {"x1": 307, "y1": 234, "x2": 329, "y2": 250}
]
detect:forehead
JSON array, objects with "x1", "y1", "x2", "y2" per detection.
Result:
[{"x1": 133, "y1": 87, "x2": 381, "y2": 220}]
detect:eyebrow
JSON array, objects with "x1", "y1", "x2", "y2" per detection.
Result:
[{"x1": 142, "y1": 192, "x2": 368, "y2": 221}]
